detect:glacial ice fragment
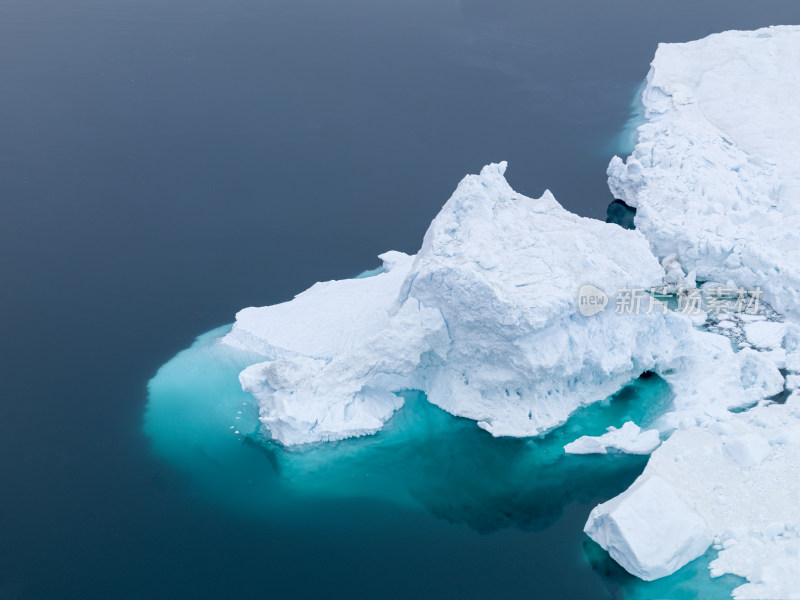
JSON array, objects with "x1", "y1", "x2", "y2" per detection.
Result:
[
  {"x1": 584, "y1": 475, "x2": 713, "y2": 581},
  {"x1": 224, "y1": 162, "x2": 695, "y2": 445}
]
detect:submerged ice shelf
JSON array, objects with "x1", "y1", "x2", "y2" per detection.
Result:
[
  {"x1": 146, "y1": 328, "x2": 669, "y2": 526},
  {"x1": 146, "y1": 326, "x2": 744, "y2": 598}
]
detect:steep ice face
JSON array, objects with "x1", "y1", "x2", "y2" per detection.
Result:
[
  {"x1": 224, "y1": 163, "x2": 696, "y2": 445},
  {"x1": 607, "y1": 25, "x2": 800, "y2": 318}
]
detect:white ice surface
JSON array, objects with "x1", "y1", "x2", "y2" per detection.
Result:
[
  {"x1": 593, "y1": 400, "x2": 800, "y2": 599},
  {"x1": 743, "y1": 321, "x2": 787, "y2": 350},
  {"x1": 588, "y1": 26, "x2": 800, "y2": 595},
  {"x1": 586, "y1": 295, "x2": 799, "y2": 594},
  {"x1": 564, "y1": 421, "x2": 661, "y2": 455},
  {"x1": 584, "y1": 475, "x2": 713, "y2": 581},
  {"x1": 223, "y1": 251, "x2": 415, "y2": 359},
  {"x1": 607, "y1": 25, "x2": 800, "y2": 319},
  {"x1": 224, "y1": 163, "x2": 696, "y2": 445}
]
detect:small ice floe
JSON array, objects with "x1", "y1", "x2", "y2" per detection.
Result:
[{"x1": 564, "y1": 421, "x2": 661, "y2": 455}]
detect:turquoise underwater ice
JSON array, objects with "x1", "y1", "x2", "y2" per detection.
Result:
[
  {"x1": 607, "y1": 80, "x2": 648, "y2": 158},
  {"x1": 144, "y1": 324, "x2": 742, "y2": 598}
]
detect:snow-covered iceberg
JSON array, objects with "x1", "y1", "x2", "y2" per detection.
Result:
[
  {"x1": 151, "y1": 24, "x2": 800, "y2": 598},
  {"x1": 608, "y1": 25, "x2": 800, "y2": 319},
  {"x1": 223, "y1": 163, "x2": 694, "y2": 445},
  {"x1": 586, "y1": 26, "x2": 800, "y2": 596}
]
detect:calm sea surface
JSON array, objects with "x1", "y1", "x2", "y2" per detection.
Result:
[{"x1": 1, "y1": 1, "x2": 798, "y2": 598}]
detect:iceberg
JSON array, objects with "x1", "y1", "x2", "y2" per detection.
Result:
[
  {"x1": 224, "y1": 162, "x2": 696, "y2": 445},
  {"x1": 150, "y1": 24, "x2": 800, "y2": 598},
  {"x1": 607, "y1": 25, "x2": 800, "y2": 319},
  {"x1": 586, "y1": 26, "x2": 800, "y2": 596},
  {"x1": 219, "y1": 158, "x2": 795, "y2": 596}
]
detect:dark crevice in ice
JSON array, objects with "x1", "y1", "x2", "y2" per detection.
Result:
[
  {"x1": 605, "y1": 199, "x2": 636, "y2": 230},
  {"x1": 766, "y1": 369, "x2": 792, "y2": 405}
]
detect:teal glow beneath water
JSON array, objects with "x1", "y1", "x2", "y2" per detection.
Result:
[
  {"x1": 607, "y1": 80, "x2": 648, "y2": 158},
  {"x1": 353, "y1": 265, "x2": 386, "y2": 279},
  {"x1": 145, "y1": 325, "x2": 741, "y2": 598}
]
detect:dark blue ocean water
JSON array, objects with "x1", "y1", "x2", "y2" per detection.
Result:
[{"x1": 2, "y1": 1, "x2": 799, "y2": 598}]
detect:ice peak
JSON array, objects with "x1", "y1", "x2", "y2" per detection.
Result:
[{"x1": 479, "y1": 160, "x2": 508, "y2": 178}]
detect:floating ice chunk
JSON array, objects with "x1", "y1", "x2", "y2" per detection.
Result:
[
  {"x1": 231, "y1": 162, "x2": 697, "y2": 445},
  {"x1": 584, "y1": 475, "x2": 713, "y2": 581},
  {"x1": 564, "y1": 421, "x2": 660, "y2": 455}
]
